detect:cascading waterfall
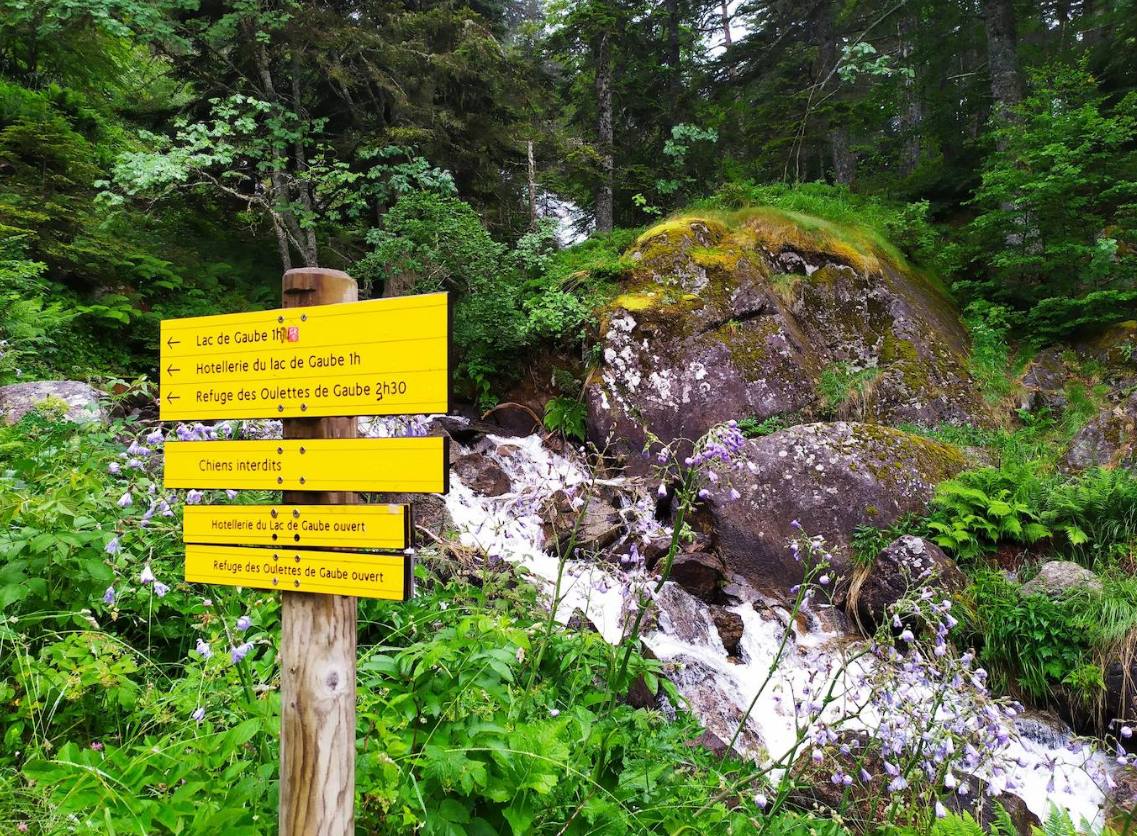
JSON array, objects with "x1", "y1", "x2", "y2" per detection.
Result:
[{"x1": 432, "y1": 426, "x2": 1116, "y2": 827}]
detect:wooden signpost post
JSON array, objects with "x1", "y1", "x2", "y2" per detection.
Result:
[{"x1": 160, "y1": 267, "x2": 450, "y2": 835}]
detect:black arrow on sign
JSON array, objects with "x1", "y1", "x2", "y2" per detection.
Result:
[
  {"x1": 166, "y1": 364, "x2": 180, "y2": 376},
  {"x1": 165, "y1": 391, "x2": 180, "y2": 404},
  {"x1": 166, "y1": 337, "x2": 180, "y2": 349}
]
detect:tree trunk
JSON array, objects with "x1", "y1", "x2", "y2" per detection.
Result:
[
  {"x1": 814, "y1": 1, "x2": 855, "y2": 185},
  {"x1": 829, "y1": 127, "x2": 855, "y2": 185},
  {"x1": 983, "y1": 0, "x2": 1024, "y2": 129},
  {"x1": 898, "y1": 10, "x2": 923, "y2": 176},
  {"x1": 291, "y1": 50, "x2": 319, "y2": 267},
  {"x1": 527, "y1": 140, "x2": 538, "y2": 229},
  {"x1": 594, "y1": 32, "x2": 614, "y2": 234},
  {"x1": 246, "y1": 20, "x2": 307, "y2": 270},
  {"x1": 665, "y1": 0, "x2": 681, "y2": 92},
  {"x1": 721, "y1": 1, "x2": 732, "y2": 47}
]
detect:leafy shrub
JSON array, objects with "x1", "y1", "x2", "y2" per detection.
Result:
[
  {"x1": 736, "y1": 415, "x2": 788, "y2": 438},
  {"x1": 542, "y1": 396, "x2": 587, "y2": 441},
  {"x1": 0, "y1": 235, "x2": 73, "y2": 383},
  {"x1": 926, "y1": 468, "x2": 1051, "y2": 561},
  {"x1": 955, "y1": 63, "x2": 1137, "y2": 341},
  {"x1": 962, "y1": 300, "x2": 1017, "y2": 405},
  {"x1": 960, "y1": 570, "x2": 1137, "y2": 708},
  {"x1": 1041, "y1": 467, "x2": 1137, "y2": 569},
  {"x1": 700, "y1": 180, "x2": 942, "y2": 269}
]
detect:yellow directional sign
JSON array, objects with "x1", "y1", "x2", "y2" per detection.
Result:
[
  {"x1": 183, "y1": 504, "x2": 412, "y2": 550},
  {"x1": 160, "y1": 293, "x2": 449, "y2": 421},
  {"x1": 185, "y1": 544, "x2": 411, "y2": 600},
  {"x1": 163, "y1": 437, "x2": 448, "y2": 493}
]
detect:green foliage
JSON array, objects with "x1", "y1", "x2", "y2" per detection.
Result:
[
  {"x1": 817, "y1": 362, "x2": 881, "y2": 418},
  {"x1": 1040, "y1": 467, "x2": 1137, "y2": 569},
  {"x1": 736, "y1": 415, "x2": 788, "y2": 438},
  {"x1": 926, "y1": 469, "x2": 1052, "y2": 561},
  {"x1": 355, "y1": 193, "x2": 627, "y2": 405},
  {"x1": 963, "y1": 301, "x2": 1017, "y2": 404},
  {"x1": 699, "y1": 181, "x2": 942, "y2": 269},
  {"x1": 960, "y1": 569, "x2": 1137, "y2": 704},
  {"x1": 542, "y1": 396, "x2": 587, "y2": 441},
  {"x1": 0, "y1": 236, "x2": 73, "y2": 383},
  {"x1": 957, "y1": 63, "x2": 1137, "y2": 341}
]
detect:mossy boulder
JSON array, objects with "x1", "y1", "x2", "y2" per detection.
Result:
[
  {"x1": 587, "y1": 210, "x2": 992, "y2": 468},
  {"x1": 697, "y1": 422, "x2": 965, "y2": 594},
  {"x1": 0, "y1": 381, "x2": 107, "y2": 425},
  {"x1": 1064, "y1": 391, "x2": 1137, "y2": 471}
]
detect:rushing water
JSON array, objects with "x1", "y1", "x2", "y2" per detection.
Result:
[{"x1": 437, "y1": 428, "x2": 1116, "y2": 827}]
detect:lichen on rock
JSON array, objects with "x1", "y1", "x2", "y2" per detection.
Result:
[{"x1": 586, "y1": 210, "x2": 994, "y2": 470}]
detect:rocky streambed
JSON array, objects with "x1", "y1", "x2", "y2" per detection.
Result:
[{"x1": 429, "y1": 422, "x2": 1117, "y2": 829}]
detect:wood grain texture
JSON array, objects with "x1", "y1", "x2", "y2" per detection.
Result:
[{"x1": 279, "y1": 267, "x2": 359, "y2": 836}]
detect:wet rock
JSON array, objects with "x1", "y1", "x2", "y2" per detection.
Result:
[
  {"x1": 849, "y1": 536, "x2": 967, "y2": 633},
  {"x1": 565, "y1": 608, "x2": 600, "y2": 634},
  {"x1": 1105, "y1": 766, "x2": 1137, "y2": 825},
  {"x1": 1104, "y1": 655, "x2": 1137, "y2": 728},
  {"x1": 432, "y1": 414, "x2": 512, "y2": 443},
  {"x1": 652, "y1": 582, "x2": 719, "y2": 647},
  {"x1": 700, "y1": 422, "x2": 965, "y2": 593},
  {"x1": 540, "y1": 490, "x2": 623, "y2": 554},
  {"x1": 1019, "y1": 561, "x2": 1103, "y2": 598},
  {"x1": 685, "y1": 729, "x2": 741, "y2": 760},
  {"x1": 0, "y1": 381, "x2": 106, "y2": 425},
  {"x1": 710, "y1": 606, "x2": 744, "y2": 656},
  {"x1": 790, "y1": 734, "x2": 1038, "y2": 835},
  {"x1": 586, "y1": 214, "x2": 993, "y2": 472},
  {"x1": 664, "y1": 655, "x2": 764, "y2": 755},
  {"x1": 1063, "y1": 391, "x2": 1137, "y2": 471},
  {"x1": 451, "y1": 452, "x2": 512, "y2": 496},
  {"x1": 668, "y1": 550, "x2": 727, "y2": 602},
  {"x1": 380, "y1": 491, "x2": 451, "y2": 544},
  {"x1": 626, "y1": 643, "x2": 662, "y2": 710}
]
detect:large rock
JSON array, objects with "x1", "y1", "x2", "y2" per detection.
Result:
[
  {"x1": 1019, "y1": 561, "x2": 1103, "y2": 598},
  {"x1": 699, "y1": 422, "x2": 965, "y2": 593},
  {"x1": 586, "y1": 212, "x2": 992, "y2": 469},
  {"x1": 0, "y1": 381, "x2": 106, "y2": 424},
  {"x1": 451, "y1": 452, "x2": 512, "y2": 496},
  {"x1": 539, "y1": 490, "x2": 623, "y2": 554},
  {"x1": 849, "y1": 535, "x2": 967, "y2": 633},
  {"x1": 668, "y1": 550, "x2": 727, "y2": 602},
  {"x1": 1019, "y1": 347, "x2": 1069, "y2": 414},
  {"x1": 1064, "y1": 391, "x2": 1137, "y2": 471},
  {"x1": 1105, "y1": 766, "x2": 1137, "y2": 825}
]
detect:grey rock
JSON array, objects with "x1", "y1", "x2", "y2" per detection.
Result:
[
  {"x1": 540, "y1": 490, "x2": 623, "y2": 554},
  {"x1": 849, "y1": 535, "x2": 967, "y2": 633},
  {"x1": 1019, "y1": 348, "x2": 1069, "y2": 413},
  {"x1": 0, "y1": 380, "x2": 106, "y2": 425},
  {"x1": 586, "y1": 215, "x2": 994, "y2": 472},
  {"x1": 1019, "y1": 561, "x2": 1103, "y2": 598},
  {"x1": 1064, "y1": 392, "x2": 1137, "y2": 471},
  {"x1": 699, "y1": 422, "x2": 965, "y2": 593}
]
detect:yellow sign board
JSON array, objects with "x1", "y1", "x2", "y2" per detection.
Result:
[
  {"x1": 183, "y1": 504, "x2": 411, "y2": 550},
  {"x1": 163, "y1": 437, "x2": 448, "y2": 493},
  {"x1": 185, "y1": 544, "x2": 411, "y2": 600},
  {"x1": 160, "y1": 293, "x2": 449, "y2": 421}
]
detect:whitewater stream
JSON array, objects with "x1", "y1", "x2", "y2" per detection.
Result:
[{"x1": 429, "y1": 426, "x2": 1117, "y2": 828}]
